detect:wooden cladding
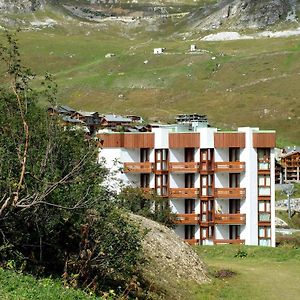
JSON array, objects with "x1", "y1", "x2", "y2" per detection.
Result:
[
  {"x1": 253, "y1": 133, "x2": 276, "y2": 148},
  {"x1": 214, "y1": 162, "x2": 245, "y2": 173},
  {"x1": 214, "y1": 133, "x2": 245, "y2": 148},
  {"x1": 98, "y1": 133, "x2": 154, "y2": 148},
  {"x1": 169, "y1": 133, "x2": 200, "y2": 148},
  {"x1": 174, "y1": 214, "x2": 200, "y2": 225},
  {"x1": 214, "y1": 214, "x2": 246, "y2": 225}
]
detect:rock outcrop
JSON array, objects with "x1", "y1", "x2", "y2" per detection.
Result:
[
  {"x1": 192, "y1": 0, "x2": 297, "y2": 30},
  {"x1": 129, "y1": 214, "x2": 209, "y2": 299},
  {"x1": 0, "y1": 0, "x2": 45, "y2": 13}
]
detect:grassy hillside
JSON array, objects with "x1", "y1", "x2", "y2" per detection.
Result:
[
  {"x1": 1, "y1": 5, "x2": 299, "y2": 145},
  {"x1": 0, "y1": 269, "x2": 101, "y2": 300},
  {"x1": 193, "y1": 245, "x2": 300, "y2": 300}
]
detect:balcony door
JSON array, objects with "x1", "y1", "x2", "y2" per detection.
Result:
[
  {"x1": 185, "y1": 225, "x2": 195, "y2": 240},
  {"x1": 185, "y1": 174, "x2": 195, "y2": 188},
  {"x1": 155, "y1": 149, "x2": 168, "y2": 172},
  {"x1": 185, "y1": 199, "x2": 195, "y2": 214},
  {"x1": 229, "y1": 148, "x2": 240, "y2": 162},
  {"x1": 140, "y1": 174, "x2": 150, "y2": 188},
  {"x1": 229, "y1": 225, "x2": 240, "y2": 239},
  {"x1": 185, "y1": 148, "x2": 195, "y2": 162},
  {"x1": 229, "y1": 199, "x2": 240, "y2": 214},
  {"x1": 229, "y1": 173, "x2": 240, "y2": 188},
  {"x1": 140, "y1": 148, "x2": 150, "y2": 162}
]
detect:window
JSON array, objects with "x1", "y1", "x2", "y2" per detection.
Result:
[
  {"x1": 258, "y1": 148, "x2": 271, "y2": 170},
  {"x1": 185, "y1": 148, "x2": 195, "y2": 162},
  {"x1": 229, "y1": 148, "x2": 240, "y2": 162},
  {"x1": 258, "y1": 226, "x2": 271, "y2": 246},
  {"x1": 140, "y1": 174, "x2": 150, "y2": 188},
  {"x1": 155, "y1": 174, "x2": 168, "y2": 196},
  {"x1": 140, "y1": 148, "x2": 150, "y2": 162},
  {"x1": 258, "y1": 175, "x2": 271, "y2": 196},
  {"x1": 185, "y1": 225, "x2": 195, "y2": 240},
  {"x1": 185, "y1": 199, "x2": 195, "y2": 214},
  {"x1": 185, "y1": 174, "x2": 195, "y2": 188},
  {"x1": 155, "y1": 149, "x2": 168, "y2": 171},
  {"x1": 258, "y1": 201, "x2": 271, "y2": 222},
  {"x1": 200, "y1": 149, "x2": 214, "y2": 171},
  {"x1": 201, "y1": 174, "x2": 213, "y2": 196},
  {"x1": 229, "y1": 173, "x2": 240, "y2": 188}
]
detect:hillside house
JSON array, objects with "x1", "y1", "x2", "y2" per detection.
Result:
[
  {"x1": 98, "y1": 117, "x2": 276, "y2": 247},
  {"x1": 100, "y1": 114, "x2": 133, "y2": 128},
  {"x1": 280, "y1": 148, "x2": 300, "y2": 182},
  {"x1": 72, "y1": 111, "x2": 101, "y2": 133},
  {"x1": 153, "y1": 48, "x2": 165, "y2": 55},
  {"x1": 47, "y1": 105, "x2": 76, "y2": 117}
]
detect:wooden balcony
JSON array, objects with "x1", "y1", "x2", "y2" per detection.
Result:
[
  {"x1": 215, "y1": 188, "x2": 246, "y2": 199},
  {"x1": 184, "y1": 239, "x2": 200, "y2": 245},
  {"x1": 124, "y1": 162, "x2": 153, "y2": 173},
  {"x1": 174, "y1": 214, "x2": 200, "y2": 225},
  {"x1": 169, "y1": 162, "x2": 199, "y2": 173},
  {"x1": 215, "y1": 162, "x2": 245, "y2": 173},
  {"x1": 214, "y1": 239, "x2": 245, "y2": 245},
  {"x1": 215, "y1": 213, "x2": 246, "y2": 225},
  {"x1": 169, "y1": 188, "x2": 199, "y2": 198}
]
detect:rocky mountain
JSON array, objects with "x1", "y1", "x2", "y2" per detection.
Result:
[
  {"x1": 1, "y1": 0, "x2": 297, "y2": 30},
  {"x1": 0, "y1": 0, "x2": 45, "y2": 12},
  {"x1": 191, "y1": 0, "x2": 297, "y2": 30}
]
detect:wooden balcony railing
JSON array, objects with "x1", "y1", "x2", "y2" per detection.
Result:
[
  {"x1": 184, "y1": 239, "x2": 200, "y2": 245},
  {"x1": 214, "y1": 239, "x2": 245, "y2": 245},
  {"x1": 169, "y1": 162, "x2": 199, "y2": 173},
  {"x1": 124, "y1": 162, "x2": 153, "y2": 173},
  {"x1": 174, "y1": 214, "x2": 200, "y2": 225},
  {"x1": 214, "y1": 213, "x2": 246, "y2": 224},
  {"x1": 215, "y1": 162, "x2": 245, "y2": 173},
  {"x1": 215, "y1": 188, "x2": 246, "y2": 199},
  {"x1": 169, "y1": 188, "x2": 199, "y2": 198}
]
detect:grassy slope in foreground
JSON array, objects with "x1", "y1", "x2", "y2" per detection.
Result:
[
  {"x1": 0, "y1": 269, "x2": 100, "y2": 300},
  {"x1": 193, "y1": 245, "x2": 300, "y2": 300},
  {"x1": 1, "y1": 8, "x2": 299, "y2": 145}
]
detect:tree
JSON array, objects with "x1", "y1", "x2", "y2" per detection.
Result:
[{"x1": 0, "y1": 31, "x2": 144, "y2": 297}]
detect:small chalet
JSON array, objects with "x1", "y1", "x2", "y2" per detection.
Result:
[
  {"x1": 47, "y1": 105, "x2": 76, "y2": 116},
  {"x1": 72, "y1": 111, "x2": 101, "y2": 133},
  {"x1": 280, "y1": 147, "x2": 300, "y2": 182}
]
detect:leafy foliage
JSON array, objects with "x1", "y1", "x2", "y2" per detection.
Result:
[
  {"x1": 118, "y1": 187, "x2": 176, "y2": 228},
  {"x1": 0, "y1": 31, "x2": 144, "y2": 298}
]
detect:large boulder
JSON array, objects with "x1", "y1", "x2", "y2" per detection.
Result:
[
  {"x1": 129, "y1": 214, "x2": 209, "y2": 299},
  {"x1": 0, "y1": 0, "x2": 45, "y2": 13}
]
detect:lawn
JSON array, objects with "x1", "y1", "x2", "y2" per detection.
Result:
[
  {"x1": 0, "y1": 269, "x2": 101, "y2": 300},
  {"x1": 192, "y1": 245, "x2": 300, "y2": 300}
]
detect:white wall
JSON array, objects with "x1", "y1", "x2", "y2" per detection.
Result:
[
  {"x1": 170, "y1": 199, "x2": 185, "y2": 214},
  {"x1": 169, "y1": 174, "x2": 185, "y2": 188},
  {"x1": 215, "y1": 225, "x2": 229, "y2": 240},
  {"x1": 270, "y1": 149, "x2": 276, "y2": 247},
  {"x1": 169, "y1": 149, "x2": 184, "y2": 162},
  {"x1": 238, "y1": 127, "x2": 258, "y2": 246},
  {"x1": 121, "y1": 149, "x2": 140, "y2": 162},
  {"x1": 215, "y1": 173, "x2": 229, "y2": 188},
  {"x1": 215, "y1": 148, "x2": 229, "y2": 162},
  {"x1": 153, "y1": 127, "x2": 170, "y2": 149},
  {"x1": 199, "y1": 128, "x2": 217, "y2": 148}
]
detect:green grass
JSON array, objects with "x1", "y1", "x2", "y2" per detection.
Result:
[
  {"x1": 191, "y1": 245, "x2": 300, "y2": 300},
  {"x1": 0, "y1": 269, "x2": 101, "y2": 300},
  {"x1": 276, "y1": 210, "x2": 300, "y2": 229},
  {"x1": 1, "y1": 5, "x2": 300, "y2": 145},
  {"x1": 276, "y1": 183, "x2": 300, "y2": 200}
]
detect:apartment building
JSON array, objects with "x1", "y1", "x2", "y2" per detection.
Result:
[{"x1": 98, "y1": 119, "x2": 276, "y2": 247}]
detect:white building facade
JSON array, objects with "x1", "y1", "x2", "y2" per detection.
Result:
[{"x1": 98, "y1": 124, "x2": 276, "y2": 247}]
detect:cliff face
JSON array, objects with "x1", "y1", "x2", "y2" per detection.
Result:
[
  {"x1": 192, "y1": 0, "x2": 296, "y2": 29},
  {"x1": 0, "y1": 0, "x2": 45, "y2": 12}
]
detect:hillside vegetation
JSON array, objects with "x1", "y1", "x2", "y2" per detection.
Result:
[{"x1": 0, "y1": 2, "x2": 299, "y2": 145}]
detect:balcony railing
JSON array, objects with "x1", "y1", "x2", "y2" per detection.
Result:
[
  {"x1": 169, "y1": 162, "x2": 199, "y2": 173},
  {"x1": 169, "y1": 188, "x2": 199, "y2": 198},
  {"x1": 215, "y1": 213, "x2": 246, "y2": 224},
  {"x1": 214, "y1": 239, "x2": 245, "y2": 245},
  {"x1": 174, "y1": 214, "x2": 200, "y2": 225},
  {"x1": 215, "y1": 162, "x2": 245, "y2": 173},
  {"x1": 215, "y1": 188, "x2": 246, "y2": 199},
  {"x1": 258, "y1": 213, "x2": 271, "y2": 222},
  {"x1": 124, "y1": 162, "x2": 153, "y2": 173},
  {"x1": 184, "y1": 239, "x2": 200, "y2": 245}
]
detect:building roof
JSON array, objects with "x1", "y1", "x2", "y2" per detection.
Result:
[
  {"x1": 76, "y1": 111, "x2": 98, "y2": 117},
  {"x1": 62, "y1": 116, "x2": 84, "y2": 124},
  {"x1": 102, "y1": 114, "x2": 132, "y2": 123},
  {"x1": 281, "y1": 150, "x2": 300, "y2": 158}
]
